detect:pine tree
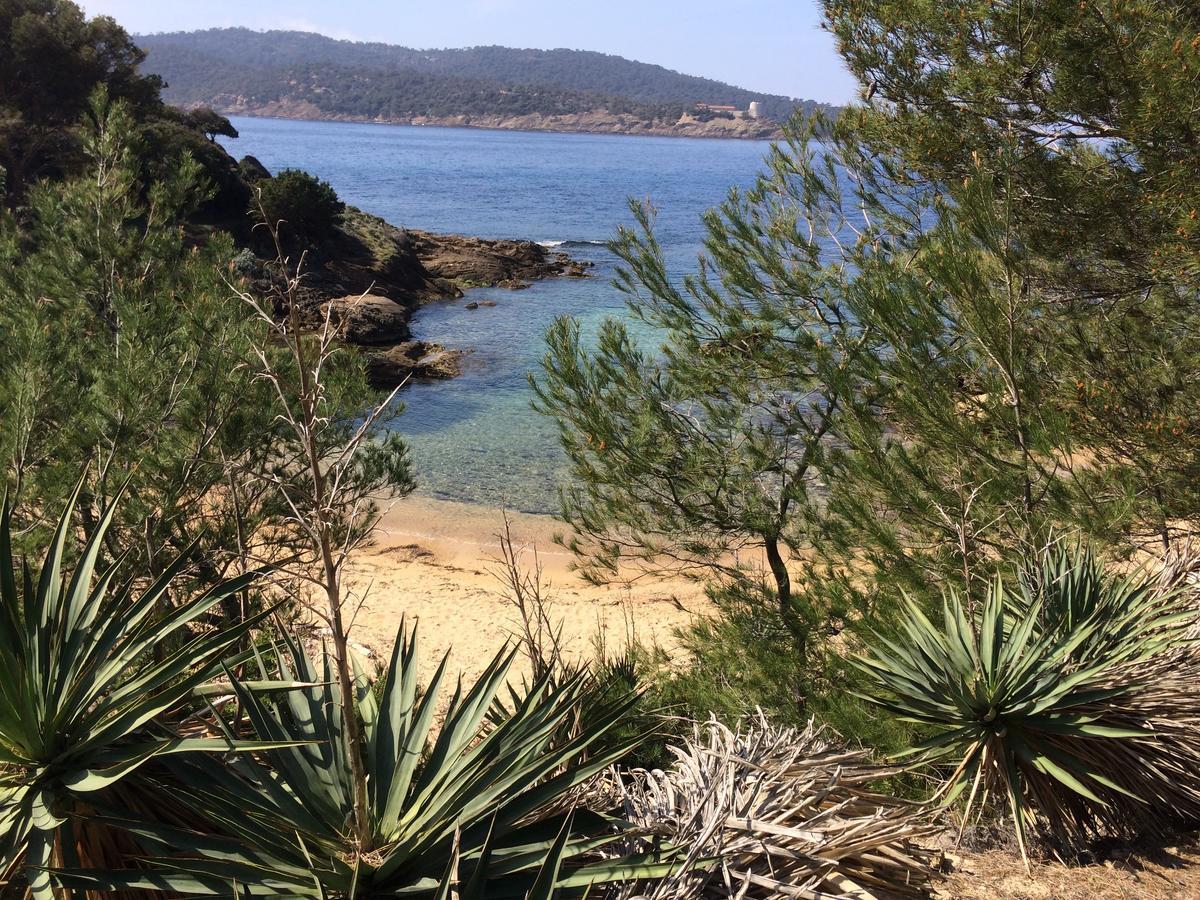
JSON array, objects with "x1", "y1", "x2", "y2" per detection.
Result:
[
  {"x1": 823, "y1": 0, "x2": 1200, "y2": 556},
  {"x1": 0, "y1": 91, "x2": 412, "y2": 617},
  {"x1": 807, "y1": 0, "x2": 1200, "y2": 612},
  {"x1": 0, "y1": 0, "x2": 163, "y2": 203},
  {"x1": 534, "y1": 132, "x2": 871, "y2": 660},
  {"x1": 536, "y1": 1, "x2": 1200, "y2": 710}
]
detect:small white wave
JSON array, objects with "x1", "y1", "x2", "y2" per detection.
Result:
[{"x1": 537, "y1": 239, "x2": 606, "y2": 248}]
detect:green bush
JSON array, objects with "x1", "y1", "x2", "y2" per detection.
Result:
[
  {"x1": 254, "y1": 168, "x2": 344, "y2": 243},
  {"x1": 628, "y1": 579, "x2": 915, "y2": 767},
  {"x1": 0, "y1": 481, "x2": 272, "y2": 895},
  {"x1": 854, "y1": 546, "x2": 1200, "y2": 862},
  {"x1": 60, "y1": 628, "x2": 677, "y2": 898}
]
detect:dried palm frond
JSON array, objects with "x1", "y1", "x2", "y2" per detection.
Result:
[{"x1": 607, "y1": 714, "x2": 940, "y2": 900}]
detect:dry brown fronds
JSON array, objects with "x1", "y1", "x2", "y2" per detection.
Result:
[{"x1": 608, "y1": 714, "x2": 940, "y2": 900}]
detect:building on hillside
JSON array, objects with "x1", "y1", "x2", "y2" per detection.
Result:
[
  {"x1": 694, "y1": 102, "x2": 747, "y2": 121},
  {"x1": 748, "y1": 101, "x2": 762, "y2": 119}
]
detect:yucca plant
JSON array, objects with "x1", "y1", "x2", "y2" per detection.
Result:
[
  {"x1": 0, "y1": 480, "x2": 279, "y2": 899},
  {"x1": 854, "y1": 546, "x2": 1200, "y2": 864},
  {"x1": 59, "y1": 626, "x2": 680, "y2": 898}
]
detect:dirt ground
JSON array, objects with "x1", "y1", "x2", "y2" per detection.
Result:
[{"x1": 940, "y1": 836, "x2": 1200, "y2": 899}]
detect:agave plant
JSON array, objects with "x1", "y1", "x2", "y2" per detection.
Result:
[
  {"x1": 854, "y1": 546, "x2": 1200, "y2": 863},
  {"x1": 0, "y1": 481, "x2": 277, "y2": 899},
  {"x1": 59, "y1": 626, "x2": 679, "y2": 898}
]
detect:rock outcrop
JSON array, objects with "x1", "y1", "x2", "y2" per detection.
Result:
[
  {"x1": 238, "y1": 155, "x2": 271, "y2": 182},
  {"x1": 407, "y1": 231, "x2": 592, "y2": 287},
  {"x1": 238, "y1": 162, "x2": 589, "y2": 390},
  {"x1": 365, "y1": 341, "x2": 467, "y2": 387},
  {"x1": 320, "y1": 294, "x2": 411, "y2": 344}
]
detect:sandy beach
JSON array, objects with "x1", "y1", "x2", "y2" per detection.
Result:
[{"x1": 339, "y1": 495, "x2": 711, "y2": 682}]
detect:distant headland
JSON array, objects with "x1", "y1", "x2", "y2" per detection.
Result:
[{"x1": 136, "y1": 29, "x2": 838, "y2": 140}]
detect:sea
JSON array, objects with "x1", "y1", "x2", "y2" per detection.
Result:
[{"x1": 221, "y1": 117, "x2": 777, "y2": 513}]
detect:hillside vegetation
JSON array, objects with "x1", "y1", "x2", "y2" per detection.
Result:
[
  {"x1": 5, "y1": 1, "x2": 1200, "y2": 897},
  {"x1": 136, "y1": 28, "x2": 832, "y2": 135}
]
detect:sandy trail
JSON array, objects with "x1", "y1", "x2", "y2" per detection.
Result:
[{"x1": 339, "y1": 496, "x2": 711, "y2": 683}]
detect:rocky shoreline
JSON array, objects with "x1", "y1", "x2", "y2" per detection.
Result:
[
  {"x1": 272, "y1": 207, "x2": 592, "y2": 388},
  {"x1": 213, "y1": 101, "x2": 784, "y2": 141}
]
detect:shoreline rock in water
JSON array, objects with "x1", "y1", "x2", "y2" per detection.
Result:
[
  {"x1": 365, "y1": 341, "x2": 469, "y2": 384},
  {"x1": 272, "y1": 206, "x2": 592, "y2": 389}
]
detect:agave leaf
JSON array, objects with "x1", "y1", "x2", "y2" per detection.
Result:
[
  {"x1": 0, "y1": 482, "x2": 281, "y2": 896},
  {"x1": 191, "y1": 680, "x2": 327, "y2": 697},
  {"x1": 69, "y1": 570, "x2": 267, "y2": 723},
  {"x1": 942, "y1": 590, "x2": 978, "y2": 674},
  {"x1": 227, "y1": 671, "x2": 349, "y2": 827},
  {"x1": 144, "y1": 623, "x2": 686, "y2": 899},
  {"x1": 78, "y1": 605, "x2": 277, "y2": 756},
  {"x1": 60, "y1": 740, "x2": 164, "y2": 792},
  {"x1": 557, "y1": 856, "x2": 714, "y2": 889},
  {"x1": 81, "y1": 814, "x2": 314, "y2": 875},
  {"x1": 526, "y1": 811, "x2": 574, "y2": 900},
  {"x1": 1024, "y1": 750, "x2": 1107, "y2": 806},
  {"x1": 857, "y1": 543, "x2": 1200, "y2": 866},
  {"x1": 25, "y1": 826, "x2": 56, "y2": 900},
  {"x1": 432, "y1": 848, "x2": 458, "y2": 900},
  {"x1": 394, "y1": 646, "x2": 522, "y2": 832},
  {"x1": 51, "y1": 867, "x2": 285, "y2": 896},
  {"x1": 149, "y1": 856, "x2": 319, "y2": 893},
  {"x1": 28, "y1": 788, "x2": 64, "y2": 831},
  {"x1": 900, "y1": 725, "x2": 978, "y2": 756},
  {"x1": 459, "y1": 813, "x2": 498, "y2": 900},
  {"x1": 51, "y1": 551, "x2": 129, "y2": 710},
  {"x1": 1025, "y1": 716, "x2": 1147, "y2": 739},
  {"x1": 999, "y1": 749, "x2": 1032, "y2": 871},
  {"x1": 474, "y1": 830, "x2": 622, "y2": 878},
  {"x1": 163, "y1": 754, "x2": 337, "y2": 862},
  {"x1": 1075, "y1": 766, "x2": 1142, "y2": 801},
  {"x1": 32, "y1": 477, "x2": 87, "y2": 664},
  {"x1": 59, "y1": 482, "x2": 124, "y2": 640},
  {"x1": 375, "y1": 626, "x2": 453, "y2": 833},
  {"x1": 979, "y1": 579, "x2": 1006, "y2": 676}
]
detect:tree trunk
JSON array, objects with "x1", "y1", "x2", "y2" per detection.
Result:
[
  {"x1": 765, "y1": 534, "x2": 807, "y2": 660},
  {"x1": 287, "y1": 299, "x2": 374, "y2": 853}
]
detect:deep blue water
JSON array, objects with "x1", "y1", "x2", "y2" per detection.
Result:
[{"x1": 222, "y1": 117, "x2": 776, "y2": 511}]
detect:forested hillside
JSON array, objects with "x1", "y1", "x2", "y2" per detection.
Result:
[{"x1": 137, "y1": 28, "x2": 832, "y2": 131}]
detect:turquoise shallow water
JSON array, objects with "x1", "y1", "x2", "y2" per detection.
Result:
[{"x1": 222, "y1": 118, "x2": 776, "y2": 512}]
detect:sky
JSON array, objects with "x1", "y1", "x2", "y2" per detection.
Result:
[{"x1": 76, "y1": 0, "x2": 859, "y2": 105}]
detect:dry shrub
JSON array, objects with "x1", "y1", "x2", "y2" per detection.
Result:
[{"x1": 608, "y1": 714, "x2": 940, "y2": 899}]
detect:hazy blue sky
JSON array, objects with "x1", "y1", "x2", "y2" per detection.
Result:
[{"x1": 77, "y1": 0, "x2": 858, "y2": 104}]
